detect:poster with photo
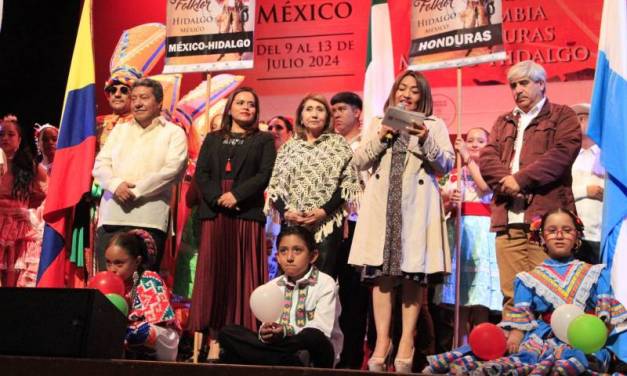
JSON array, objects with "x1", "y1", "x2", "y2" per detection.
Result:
[
  {"x1": 164, "y1": 0, "x2": 255, "y2": 73},
  {"x1": 408, "y1": 0, "x2": 506, "y2": 71}
]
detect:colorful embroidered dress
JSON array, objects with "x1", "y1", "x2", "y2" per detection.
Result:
[
  {"x1": 425, "y1": 258, "x2": 627, "y2": 375},
  {"x1": 437, "y1": 167, "x2": 502, "y2": 311},
  {"x1": 125, "y1": 271, "x2": 181, "y2": 361},
  {"x1": 0, "y1": 165, "x2": 46, "y2": 287}
]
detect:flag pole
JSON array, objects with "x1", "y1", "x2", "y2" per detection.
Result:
[
  {"x1": 192, "y1": 72, "x2": 212, "y2": 364},
  {"x1": 452, "y1": 66, "x2": 464, "y2": 348}
]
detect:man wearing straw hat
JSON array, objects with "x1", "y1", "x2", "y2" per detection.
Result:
[{"x1": 479, "y1": 60, "x2": 581, "y2": 320}]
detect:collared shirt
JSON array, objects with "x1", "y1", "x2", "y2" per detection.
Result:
[
  {"x1": 93, "y1": 116, "x2": 188, "y2": 232},
  {"x1": 268, "y1": 266, "x2": 343, "y2": 364},
  {"x1": 508, "y1": 97, "x2": 547, "y2": 224},
  {"x1": 572, "y1": 144, "x2": 604, "y2": 241}
]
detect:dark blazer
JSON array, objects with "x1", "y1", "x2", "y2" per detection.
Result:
[{"x1": 195, "y1": 131, "x2": 276, "y2": 223}]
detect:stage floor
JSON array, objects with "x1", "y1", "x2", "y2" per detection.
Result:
[{"x1": 0, "y1": 355, "x2": 432, "y2": 375}]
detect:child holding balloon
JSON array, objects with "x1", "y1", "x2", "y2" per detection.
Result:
[
  {"x1": 218, "y1": 226, "x2": 343, "y2": 368},
  {"x1": 105, "y1": 230, "x2": 181, "y2": 361},
  {"x1": 424, "y1": 208, "x2": 627, "y2": 374}
]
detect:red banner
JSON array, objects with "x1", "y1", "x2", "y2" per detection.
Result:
[{"x1": 94, "y1": 0, "x2": 602, "y2": 113}]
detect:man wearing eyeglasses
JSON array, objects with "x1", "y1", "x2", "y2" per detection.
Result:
[
  {"x1": 479, "y1": 60, "x2": 582, "y2": 316},
  {"x1": 96, "y1": 69, "x2": 139, "y2": 151}
]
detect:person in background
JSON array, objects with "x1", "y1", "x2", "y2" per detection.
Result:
[
  {"x1": 438, "y1": 127, "x2": 503, "y2": 343},
  {"x1": 570, "y1": 103, "x2": 604, "y2": 264},
  {"x1": 97, "y1": 73, "x2": 135, "y2": 151},
  {"x1": 330, "y1": 91, "x2": 371, "y2": 369},
  {"x1": 348, "y1": 70, "x2": 454, "y2": 372},
  {"x1": 219, "y1": 226, "x2": 343, "y2": 368},
  {"x1": 188, "y1": 87, "x2": 276, "y2": 361},
  {"x1": 265, "y1": 115, "x2": 294, "y2": 280},
  {"x1": 479, "y1": 60, "x2": 581, "y2": 316},
  {"x1": 267, "y1": 115, "x2": 294, "y2": 150},
  {"x1": 93, "y1": 78, "x2": 188, "y2": 272},
  {"x1": 34, "y1": 123, "x2": 58, "y2": 174},
  {"x1": 0, "y1": 115, "x2": 47, "y2": 287},
  {"x1": 105, "y1": 230, "x2": 181, "y2": 361},
  {"x1": 266, "y1": 94, "x2": 361, "y2": 280}
]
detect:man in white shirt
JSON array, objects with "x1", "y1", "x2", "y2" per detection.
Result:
[
  {"x1": 479, "y1": 60, "x2": 581, "y2": 316},
  {"x1": 571, "y1": 103, "x2": 604, "y2": 264},
  {"x1": 93, "y1": 78, "x2": 188, "y2": 271}
]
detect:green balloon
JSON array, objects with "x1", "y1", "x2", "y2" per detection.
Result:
[
  {"x1": 106, "y1": 293, "x2": 129, "y2": 316},
  {"x1": 567, "y1": 314, "x2": 607, "y2": 354}
]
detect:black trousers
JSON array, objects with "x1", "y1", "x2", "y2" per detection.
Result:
[
  {"x1": 336, "y1": 220, "x2": 371, "y2": 369},
  {"x1": 219, "y1": 325, "x2": 335, "y2": 368},
  {"x1": 95, "y1": 225, "x2": 166, "y2": 272},
  {"x1": 314, "y1": 224, "x2": 343, "y2": 279}
]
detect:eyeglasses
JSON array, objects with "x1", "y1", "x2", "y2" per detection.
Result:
[
  {"x1": 105, "y1": 85, "x2": 130, "y2": 95},
  {"x1": 543, "y1": 227, "x2": 575, "y2": 237}
]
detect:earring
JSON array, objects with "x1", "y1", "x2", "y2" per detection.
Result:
[{"x1": 132, "y1": 271, "x2": 140, "y2": 286}]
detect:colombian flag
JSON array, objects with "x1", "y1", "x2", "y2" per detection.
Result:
[{"x1": 37, "y1": 0, "x2": 96, "y2": 287}]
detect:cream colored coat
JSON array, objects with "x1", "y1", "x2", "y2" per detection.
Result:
[{"x1": 348, "y1": 116, "x2": 454, "y2": 275}]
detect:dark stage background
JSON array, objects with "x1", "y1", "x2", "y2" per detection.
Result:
[{"x1": 0, "y1": 0, "x2": 80, "y2": 150}]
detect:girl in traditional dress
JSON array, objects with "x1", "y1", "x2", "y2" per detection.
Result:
[
  {"x1": 348, "y1": 70, "x2": 454, "y2": 372},
  {"x1": 424, "y1": 208, "x2": 627, "y2": 374},
  {"x1": 189, "y1": 87, "x2": 276, "y2": 360},
  {"x1": 0, "y1": 115, "x2": 47, "y2": 287},
  {"x1": 219, "y1": 226, "x2": 343, "y2": 368},
  {"x1": 437, "y1": 127, "x2": 503, "y2": 342},
  {"x1": 105, "y1": 230, "x2": 181, "y2": 361},
  {"x1": 266, "y1": 94, "x2": 361, "y2": 280}
]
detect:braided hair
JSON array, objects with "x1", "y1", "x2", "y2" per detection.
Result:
[{"x1": 107, "y1": 230, "x2": 157, "y2": 274}]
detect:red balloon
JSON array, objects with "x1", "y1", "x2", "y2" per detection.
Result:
[
  {"x1": 469, "y1": 323, "x2": 507, "y2": 360},
  {"x1": 87, "y1": 271, "x2": 126, "y2": 296}
]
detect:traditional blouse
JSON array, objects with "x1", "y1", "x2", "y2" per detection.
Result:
[{"x1": 266, "y1": 266, "x2": 343, "y2": 362}]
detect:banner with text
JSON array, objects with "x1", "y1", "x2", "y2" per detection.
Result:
[
  {"x1": 230, "y1": 1, "x2": 369, "y2": 95},
  {"x1": 408, "y1": 0, "x2": 506, "y2": 71},
  {"x1": 164, "y1": 0, "x2": 255, "y2": 73}
]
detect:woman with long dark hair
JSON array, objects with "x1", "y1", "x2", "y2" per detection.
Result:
[
  {"x1": 0, "y1": 115, "x2": 47, "y2": 287},
  {"x1": 188, "y1": 87, "x2": 276, "y2": 360}
]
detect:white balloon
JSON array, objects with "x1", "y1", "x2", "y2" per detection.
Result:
[
  {"x1": 249, "y1": 283, "x2": 284, "y2": 323},
  {"x1": 551, "y1": 304, "x2": 584, "y2": 344}
]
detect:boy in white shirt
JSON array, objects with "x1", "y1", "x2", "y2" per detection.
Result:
[{"x1": 219, "y1": 226, "x2": 342, "y2": 368}]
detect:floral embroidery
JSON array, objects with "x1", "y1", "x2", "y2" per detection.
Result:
[{"x1": 277, "y1": 268, "x2": 320, "y2": 332}]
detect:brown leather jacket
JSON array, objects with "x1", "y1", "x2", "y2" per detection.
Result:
[{"x1": 479, "y1": 100, "x2": 582, "y2": 232}]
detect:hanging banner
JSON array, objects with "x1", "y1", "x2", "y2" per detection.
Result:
[
  {"x1": 164, "y1": 0, "x2": 255, "y2": 73},
  {"x1": 408, "y1": 0, "x2": 506, "y2": 71}
]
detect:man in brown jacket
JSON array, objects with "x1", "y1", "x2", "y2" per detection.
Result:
[{"x1": 479, "y1": 60, "x2": 582, "y2": 317}]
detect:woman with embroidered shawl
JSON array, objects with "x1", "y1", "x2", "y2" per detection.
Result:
[
  {"x1": 348, "y1": 70, "x2": 454, "y2": 372},
  {"x1": 266, "y1": 94, "x2": 360, "y2": 280},
  {"x1": 105, "y1": 230, "x2": 181, "y2": 361},
  {"x1": 424, "y1": 208, "x2": 627, "y2": 374}
]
